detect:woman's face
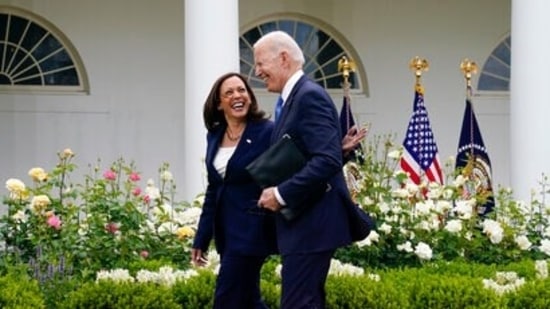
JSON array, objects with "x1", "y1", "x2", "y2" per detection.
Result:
[{"x1": 218, "y1": 76, "x2": 251, "y2": 122}]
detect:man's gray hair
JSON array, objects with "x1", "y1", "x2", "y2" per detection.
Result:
[{"x1": 254, "y1": 31, "x2": 305, "y2": 66}]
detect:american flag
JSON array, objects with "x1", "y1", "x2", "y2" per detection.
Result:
[{"x1": 400, "y1": 86, "x2": 443, "y2": 185}]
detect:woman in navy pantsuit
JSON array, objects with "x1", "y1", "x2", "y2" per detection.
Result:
[{"x1": 191, "y1": 72, "x2": 277, "y2": 309}]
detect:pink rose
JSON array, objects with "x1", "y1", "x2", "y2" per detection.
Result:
[
  {"x1": 105, "y1": 222, "x2": 119, "y2": 234},
  {"x1": 47, "y1": 215, "x2": 62, "y2": 230},
  {"x1": 129, "y1": 172, "x2": 141, "y2": 182},
  {"x1": 103, "y1": 170, "x2": 117, "y2": 181},
  {"x1": 132, "y1": 187, "x2": 142, "y2": 196},
  {"x1": 140, "y1": 250, "x2": 149, "y2": 259},
  {"x1": 143, "y1": 195, "x2": 151, "y2": 204}
]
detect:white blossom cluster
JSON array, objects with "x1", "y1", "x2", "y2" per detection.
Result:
[
  {"x1": 200, "y1": 250, "x2": 221, "y2": 274},
  {"x1": 535, "y1": 260, "x2": 548, "y2": 279},
  {"x1": 274, "y1": 258, "x2": 367, "y2": 278},
  {"x1": 135, "y1": 266, "x2": 198, "y2": 286},
  {"x1": 96, "y1": 269, "x2": 134, "y2": 283},
  {"x1": 140, "y1": 202, "x2": 201, "y2": 239},
  {"x1": 96, "y1": 266, "x2": 199, "y2": 286},
  {"x1": 352, "y1": 156, "x2": 550, "y2": 265},
  {"x1": 482, "y1": 271, "x2": 525, "y2": 296},
  {"x1": 328, "y1": 259, "x2": 365, "y2": 276}
]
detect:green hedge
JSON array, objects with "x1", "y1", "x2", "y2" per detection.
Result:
[
  {"x1": 1, "y1": 259, "x2": 549, "y2": 308},
  {"x1": 0, "y1": 271, "x2": 45, "y2": 309},
  {"x1": 59, "y1": 281, "x2": 180, "y2": 309}
]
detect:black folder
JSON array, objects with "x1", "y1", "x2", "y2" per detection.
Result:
[{"x1": 246, "y1": 134, "x2": 306, "y2": 188}]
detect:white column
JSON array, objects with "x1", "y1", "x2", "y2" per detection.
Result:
[
  {"x1": 510, "y1": 0, "x2": 550, "y2": 203},
  {"x1": 184, "y1": 0, "x2": 240, "y2": 201}
]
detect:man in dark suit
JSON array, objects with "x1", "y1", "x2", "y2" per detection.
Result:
[{"x1": 254, "y1": 31, "x2": 357, "y2": 309}]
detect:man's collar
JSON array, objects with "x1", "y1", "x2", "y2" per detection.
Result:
[{"x1": 281, "y1": 70, "x2": 304, "y2": 102}]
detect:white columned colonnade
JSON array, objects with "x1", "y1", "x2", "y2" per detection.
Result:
[
  {"x1": 184, "y1": 0, "x2": 240, "y2": 200},
  {"x1": 511, "y1": 0, "x2": 550, "y2": 203}
]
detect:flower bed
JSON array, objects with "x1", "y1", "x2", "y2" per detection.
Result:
[
  {"x1": 1, "y1": 139, "x2": 550, "y2": 308},
  {"x1": 1, "y1": 149, "x2": 201, "y2": 279}
]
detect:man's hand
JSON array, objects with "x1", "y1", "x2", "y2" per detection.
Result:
[
  {"x1": 257, "y1": 187, "x2": 282, "y2": 212},
  {"x1": 342, "y1": 125, "x2": 368, "y2": 156}
]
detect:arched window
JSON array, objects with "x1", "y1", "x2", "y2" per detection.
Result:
[
  {"x1": 478, "y1": 35, "x2": 510, "y2": 92},
  {"x1": 0, "y1": 6, "x2": 89, "y2": 94},
  {"x1": 240, "y1": 13, "x2": 368, "y2": 96}
]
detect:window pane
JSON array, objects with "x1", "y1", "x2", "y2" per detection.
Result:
[
  {"x1": 258, "y1": 22, "x2": 277, "y2": 36},
  {"x1": 0, "y1": 14, "x2": 7, "y2": 39},
  {"x1": 45, "y1": 68, "x2": 78, "y2": 85},
  {"x1": 295, "y1": 22, "x2": 314, "y2": 47},
  {"x1": 278, "y1": 20, "x2": 295, "y2": 37},
  {"x1": 479, "y1": 73, "x2": 508, "y2": 91},
  {"x1": 33, "y1": 33, "x2": 63, "y2": 60},
  {"x1": 483, "y1": 57, "x2": 510, "y2": 79},
  {"x1": 14, "y1": 64, "x2": 40, "y2": 83},
  {"x1": 8, "y1": 15, "x2": 28, "y2": 43}
]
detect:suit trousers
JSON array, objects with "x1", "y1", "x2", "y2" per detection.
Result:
[
  {"x1": 280, "y1": 250, "x2": 335, "y2": 309},
  {"x1": 213, "y1": 254, "x2": 269, "y2": 309}
]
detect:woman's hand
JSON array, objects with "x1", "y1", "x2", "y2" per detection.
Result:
[{"x1": 191, "y1": 248, "x2": 208, "y2": 267}]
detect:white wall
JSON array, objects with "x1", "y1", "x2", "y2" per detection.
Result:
[
  {"x1": 0, "y1": 0, "x2": 190, "y2": 201},
  {"x1": 0, "y1": 0, "x2": 511, "y2": 206}
]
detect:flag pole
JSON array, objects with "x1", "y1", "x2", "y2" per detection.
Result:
[
  {"x1": 460, "y1": 59, "x2": 478, "y2": 161},
  {"x1": 409, "y1": 56, "x2": 429, "y2": 180},
  {"x1": 457, "y1": 59, "x2": 494, "y2": 214},
  {"x1": 338, "y1": 55, "x2": 356, "y2": 129},
  {"x1": 338, "y1": 56, "x2": 361, "y2": 201},
  {"x1": 460, "y1": 59, "x2": 478, "y2": 99},
  {"x1": 409, "y1": 56, "x2": 429, "y2": 92}
]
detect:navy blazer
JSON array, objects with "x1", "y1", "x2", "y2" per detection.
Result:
[
  {"x1": 272, "y1": 75, "x2": 355, "y2": 254},
  {"x1": 193, "y1": 120, "x2": 277, "y2": 257}
]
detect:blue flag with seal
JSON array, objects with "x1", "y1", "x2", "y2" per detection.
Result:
[
  {"x1": 455, "y1": 92, "x2": 494, "y2": 215},
  {"x1": 339, "y1": 94, "x2": 364, "y2": 163}
]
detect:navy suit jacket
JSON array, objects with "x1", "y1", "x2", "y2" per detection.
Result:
[
  {"x1": 272, "y1": 75, "x2": 355, "y2": 254},
  {"x1": 193, "y1": 120, "x2": 277, "y2": 257}
]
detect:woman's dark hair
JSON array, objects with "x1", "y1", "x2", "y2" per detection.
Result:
[{"x1": 203, "y1": 72, "x2": 267, "y2": 132}]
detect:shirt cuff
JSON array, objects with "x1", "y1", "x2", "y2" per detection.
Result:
[{"x1": 274, "y1": 186, "x2": 286, "y2": 206}]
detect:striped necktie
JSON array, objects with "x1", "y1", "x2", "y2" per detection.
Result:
[{"x1": 275, "y1": 96, "x2": 284, "y2": 123}]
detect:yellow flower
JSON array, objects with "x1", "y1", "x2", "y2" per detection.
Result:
[
  {"x1": 5, "y1": 178, "x2": 28, "y2": 199},
  {"x1": 61, "y1": 148, "x2": 75, "y2": 159},
  {"x1": 28, "y1": 167, "x2": 48, "y2": 182},
  {"x1": 175, "y1": 226, "x2": 195, "y2": 240},
  {"x1": 44, "y1": 210, "x2": 55, "y2": 218},
  {"x1": 30, "y1": 195, "x2": 51, "y2": 214},
  {"x1": 6, "y1": 178, "x2": 25, "y2": 192}
]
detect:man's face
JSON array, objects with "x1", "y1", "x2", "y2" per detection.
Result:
[{"x1": 253, "y1": 44, "x2": 284, "y2": 93}]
